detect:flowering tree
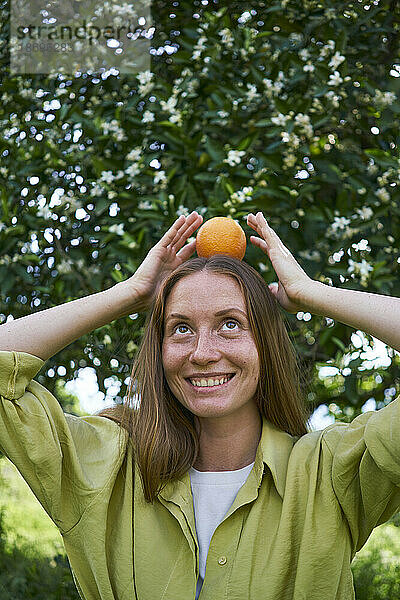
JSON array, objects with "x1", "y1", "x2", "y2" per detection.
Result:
[{"x1": 0, "y1": 0, "x2": 399, "y2": 422}]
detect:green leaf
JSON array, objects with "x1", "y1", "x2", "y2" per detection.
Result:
[
  {"x1": 364, "y1": 149, "x2": 398, "y2": 168},
  {"x1": 204, "y1": 137, "x2": 225, "y2": 162},
  {"x1": 332, "y1": 337, "x2": 346, "y2": 352}
]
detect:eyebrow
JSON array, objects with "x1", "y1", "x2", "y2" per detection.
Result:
[{"x1": 166, "y1": 308, "x2": 248, "y2": 323}]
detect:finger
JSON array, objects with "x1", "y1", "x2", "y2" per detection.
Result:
[
  {"x1": 168, "y1": 212, "x2": 203, "y2": 250},
  {"x1": 176, "y1": 238, "x2": 197, "y2": 261},
  {"x1": 157, "y1": 214, "x2": 186, "y2": 248},
  {"x1": 249, "y1": 235, "x2": 269, "y2": 253},
  {"x1": 268, "y1": 282, "x2": 279, "y2": 298},
  {"x1": 252, "y1": 212, "x2": 291, "y2": 257},
  {"x1": 247, "y1": 212, "x2": 272, "y2": 241}
]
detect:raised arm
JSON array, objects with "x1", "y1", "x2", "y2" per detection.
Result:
[
  {"x1": 246, "y1": 211, "x2": 400, "y2": 351},
  {"x1": 0, "y1": 212, "x2": 203, "y2": 361},
  {"x1": 0, "y1": 283, "x2": 136, "y2": 361},
  {"x1": 301, "y1": 281, "x2": 400, "y2": 353}
]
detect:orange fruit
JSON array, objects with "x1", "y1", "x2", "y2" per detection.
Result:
[{"x1": 196, "y1": 216, "x2": 246, "y2": 260}]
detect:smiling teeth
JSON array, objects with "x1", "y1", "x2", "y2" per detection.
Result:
[{"x1": 190, "y1": 375, "x2": 232, "y2": 387}]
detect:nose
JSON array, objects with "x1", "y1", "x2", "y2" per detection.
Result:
[{"x1": 189, "y1": 330, "x2": 221, "y2": 364}]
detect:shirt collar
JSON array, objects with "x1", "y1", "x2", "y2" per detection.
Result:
[
  {"x1": 159, "y1": 415, "x2": 297, "y2": 504},
  {"x1": 256, "y1": 415, "x2": 297, "y2": 499}
]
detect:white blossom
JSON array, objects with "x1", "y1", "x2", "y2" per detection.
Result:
[
  {"x1": 372, "y1": 89, "x2": 397, "y2": 108},
  {"x1": 154, "y1": 170, "x2": 167, "y2": 185},
  {"x1": 160, "y1": 96, "x2": 178, "y2": 113},
  {"x1": 320, "y1": 39, "x2": 335, "y2": 58},
  {"x1": 325, "y1": 8, "x2": 336, "y2": 20},
  {"x1": 347, "y1": 258, "x2": 373, "y2": 285},
  {"x1": 351, "y1": 239, "x2": 371, "y2": 252},
  {"x1": 332, "y1": 216, "x2": 351, "y2": 231},
  {"x1": 100, "y1": 171, "x2": 115, "y2": 184},
  {"x1": 367, "y1": 161, "x2": 378, "y2": 175},
  {"x1": 230, "y1": 186, "x2": 253, "y2": 203},
  {"x1": 298, "y1": 48, "x2": 310, "y2": 61},
  {"x1": 136, "y1": 70, "x2": 154, "y2": 86},
  {"x1": 375, "y1": 187, "x2": 390, "y2": 202},
  {"x1": 245, "y1": 83, "x2": 261, "y2": 102},
  {"x1": 294, "y1": 113, "x2": 313, "y2": 137},
  {"x1": 271, "y1": 113, "x2": 288, "y2": 126},
  {"x1": 138, "y1": 200, "x2": 152, "y2": 210},
  {"x1": 239, "y1": 11, "x2": 252, "y2": 24},
  {"x1": 176, "y1": 204, "x2": 190, "y2": 216},
  {"x1": 218, "y1": 28, "x2": 234, "y2": 48},
  {"x1": 125, "y1": 163, "x2": 141, "y2": 177},
  {"x1": 223, "y1": 150, "x2": 246, "y2": 166},
  {"x1": 113, "y1": 3, "x2": 138, "y2": 18},
  {"x1": 137, "y1": 71, "x2": 153, "y2": 85},
  {"x1": 192, "y1": 35, "x2": 207, "y2": 60},
  {"x1": 102, "y1": 119, "x2": 127, "y2": 141},
  {"x1": 90, "y1": 183, "x2": 104, "y2": 197},
  {"x1": 355, "y1": 206, "x2": 373, "y2": 220},
  {"x1": 126, "y1": 148, "x2": 142, "y2": 162},
  {"x1": 36, "y1": 205, "x2": 52, "y2": 219},
  {"x1": 377, "y1": 169, "x2": 393, "y2": 186},
  {"x1": 142, "y1": 111, "x2": 155, "y2": 123},
  {"x1": 290, "y1": 33, "x2": 303, "y2": 44},
  {"x1": 57, "y1": 259, "x2": 73, "y2": 274},
  {"x1": 324, "y1": 90, "x2": 341, "y2": 108},
  {"x1": 262, "y1": 77, "x2": 284, "y2": 98},
  {"x1": 281, "y1": 131, "x2": 300, "y2": 148},
  {"x1": 19, "y1": 88, "x2": 36, "y2": 99},
  {"x1": 109, "y1": 223, "x2": 125, "y2": 236},
  {"x1": 328, "y1": 71, "x2": 343, "y2": 86},
  {"x1": 303, "y1": 63, "x2": 315, "y2": 73},
  {"x1": 328, "y1": 52, "x2": 346, "y2": 70},
  {"x1": 283, "y1": 153, "x2": 297, "y2": 168},
  {"x1": 169, "y1": 112, "x2": 183, "y2": 126},
  {"x1": 217, "y1": 110, "x2": 230, "y2": 120}
]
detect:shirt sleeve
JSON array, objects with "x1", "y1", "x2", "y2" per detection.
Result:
[
  {"x1": 322, "y1": 395, "x2": 400, "y2": 554},
  {"x1": 0, "y1": 350, "x2": 127, "y2": 534}
]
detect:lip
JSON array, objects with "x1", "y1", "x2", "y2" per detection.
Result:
[
  {"x1": 185, "y1": 373, "x2": 235, "y2": 391},
  {"x1": 185, "y1": 372, "x2": 236, "y2": 378}
]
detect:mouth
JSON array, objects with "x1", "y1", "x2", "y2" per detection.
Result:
[{"x1": 185, "y1": 373, "x2": 235, "y2": 391}]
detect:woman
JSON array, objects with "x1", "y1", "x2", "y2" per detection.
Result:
[{"x1": 0, "y1": 210, "x2": 399, "y2": 600}]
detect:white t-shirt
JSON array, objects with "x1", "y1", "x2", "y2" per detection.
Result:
[{"x1": 189, "y1": 461, "x2": 255, "y2": 599}]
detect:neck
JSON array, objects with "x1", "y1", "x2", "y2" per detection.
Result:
[{"x1": 193, "y1": 407, "x2": 262, "y2": 472}]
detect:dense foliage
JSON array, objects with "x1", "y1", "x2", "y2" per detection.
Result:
[
  {"x1": 0, "y1": 507, "x2": 79, "y2": 600},
  {"x1": 0, "y1": 1, "x2": 400, "y2": 418}
]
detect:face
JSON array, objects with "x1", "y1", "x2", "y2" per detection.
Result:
[{"x1": 162, "y1": 272, "x2": 260, "y2": 421}]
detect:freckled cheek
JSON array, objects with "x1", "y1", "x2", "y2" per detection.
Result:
[
  {"x1": 161, "y1": 343, "x2": 186, "y2": 378},
  {"x1": 240, "y1": 346, "x2": 260, "y2": 384}
]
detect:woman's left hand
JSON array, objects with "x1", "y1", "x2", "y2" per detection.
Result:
[{"x1": 246, "y1": 212, "x2": 315, "y2": 314}]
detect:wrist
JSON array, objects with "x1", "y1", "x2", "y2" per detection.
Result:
[
  {"x1": 104, "y1": 282, "x2": 146, "y2": 319},
  {"x1": 298, "y1": 280, "x2": 329, "y2": 316}
]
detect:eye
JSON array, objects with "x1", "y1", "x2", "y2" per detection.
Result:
[
  {"x1": 174, "y1": 324, "x2": 190, "y2": 335},
  {"x1": 223, "y1": 319, "x2": 239, "y2": 331},
  {"x1": 172, "y1": 319, "x2": 239, "y2": 335}
]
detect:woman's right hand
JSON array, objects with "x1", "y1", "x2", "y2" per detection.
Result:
[{"x1": 123, "y1": 211, "x2": 203, "y2": 311}]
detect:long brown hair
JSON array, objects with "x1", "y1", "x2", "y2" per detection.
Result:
[{"x1": 98, "y1": 256, "x2": 314, "y2": 503}]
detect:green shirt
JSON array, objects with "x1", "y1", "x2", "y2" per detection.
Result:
[{"x1": 1, "y1": 350, "x2": 400, "y2": 600}]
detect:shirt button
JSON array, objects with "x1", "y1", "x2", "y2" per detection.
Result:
[{"x1": 218, "y1": 556, "x2": 227, "y2": 566}]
